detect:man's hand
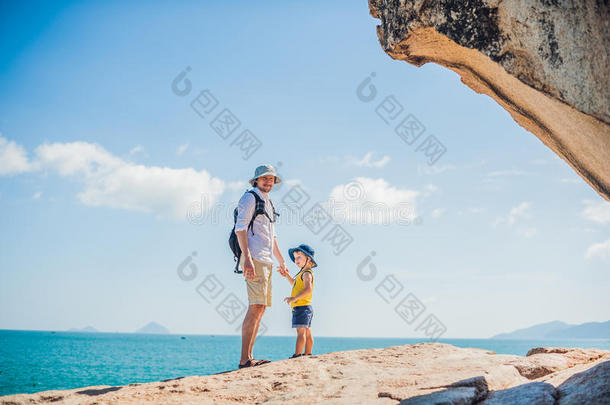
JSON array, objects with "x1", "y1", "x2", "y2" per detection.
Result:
[
  {"x1": 243, "y1": 255, "x2": 256, "y2": 280},
  {"x1": 278, "y1": 261, "x2": 288, "y2": 273},
  {"x1": 283, "y1": 296, "x2": 295, "y2": 305},
  {"x1": 277, "y1": 263, "x2": 289, "y2": 278}
]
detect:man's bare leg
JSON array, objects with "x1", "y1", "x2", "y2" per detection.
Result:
[
  {"x1": 240, "y1": 304, "x2": 265, "y2": 365},
  {"x1": 248, "y1": 305, "x2": 266, "y2": 359}
]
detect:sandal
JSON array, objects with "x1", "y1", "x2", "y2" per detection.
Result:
[
  {"x1": 238, "y1": 359, "x2": 254, "y2": 369},
  {"x1": 289, "y1": 354, "x2": 303, "y2": 359},
  {"x1": 251, "y1": 359, "x2": 271, "y2": 366}
]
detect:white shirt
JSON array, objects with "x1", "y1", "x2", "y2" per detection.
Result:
[{"x1": 235, "y1": 187, "x2": 276, "y2": 264}]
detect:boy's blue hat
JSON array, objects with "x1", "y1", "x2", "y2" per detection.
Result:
[{"x1": 288, "y1": 244, "x2": 317, "y2": 268}]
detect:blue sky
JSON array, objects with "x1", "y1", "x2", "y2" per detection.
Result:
[{"x1": 1, "y1": 0, "x2": 609, "y2": 339}]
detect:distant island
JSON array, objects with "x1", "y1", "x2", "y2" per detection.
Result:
[
  {"x1": 66, "y1": 322, "x2": 170, "y2": 334},
  {"x1": 134, "y1": 321, "x2": 170, "y2": 334},
  {"x1": 492, "y1": 320, "x2": 610, "y2": 339},
  {"x1": 67, "y1": 326, "x2": 99, "y2": 333}
]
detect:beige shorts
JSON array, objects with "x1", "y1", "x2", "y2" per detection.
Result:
[{"x1": 239, "y1": 255, "x2": 273, "y2": 307}]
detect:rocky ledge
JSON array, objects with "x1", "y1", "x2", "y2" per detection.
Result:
[
  {"x1": 1, "y1": 343, "x2": 609, "y2": 404},
  {"x1": 369, "y1": 0, "x2": 610, "y2": 200}
]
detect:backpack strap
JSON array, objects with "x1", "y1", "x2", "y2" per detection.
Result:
[
  {"x1": 246, "y1": 190, "x2": 275, "y2": 235},
  {"x1": 269, "y1": 198, "x2": 279, "y2": 220}
]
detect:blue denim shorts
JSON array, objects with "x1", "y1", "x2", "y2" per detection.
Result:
[{"x1": 292, "y1": 305, "x2": 313, "y2": 328}]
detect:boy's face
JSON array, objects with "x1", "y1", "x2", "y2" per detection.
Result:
[{"x1": 293, "y1": 251, "x2": 308, "y2": 268}]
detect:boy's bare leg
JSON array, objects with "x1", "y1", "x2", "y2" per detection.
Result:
[
  {"x1": 304, "y1": 328, "x2": 314, "y2": 355},
  {"x1": 241, "y1": 304, "x2": 265, "y2": 365},
  {"x1": 248, "y1": 306, "x2": 266, "y2": 359},
  {"x1": 295, "y1": 328, "x2": 307, "y2": 355}
]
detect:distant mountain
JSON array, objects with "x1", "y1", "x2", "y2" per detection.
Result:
[
  {"x1": 491, "y1": 320, "x2": 572, "y2": 339},
  {"x1": 546, "y1": 321, "x2": 610, "y2": 339},
  {"x1": 67, "y1": 326, "x2": 99, "y2": 333},
  {"x1": 492, "y1": 320, "x2": 610, "y2": 339},
  {"x1": 135, "y1": 322, "x2": 169, "y2": 334}
]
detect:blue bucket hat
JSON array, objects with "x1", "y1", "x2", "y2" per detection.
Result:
[{"x1": 288, "y1": 244, "x2": 317, "y2": 268}]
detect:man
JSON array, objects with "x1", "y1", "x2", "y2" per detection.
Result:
[{"x1": 235, "y1": 164, "x2": 287, "y2": 368}]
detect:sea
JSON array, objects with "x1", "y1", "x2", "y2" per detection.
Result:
[{"x1": 1, "y1": 329, "x2": 609, "y2": 396}]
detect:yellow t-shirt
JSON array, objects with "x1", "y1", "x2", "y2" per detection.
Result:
[{"x1": 290, "y1": 268, "x2": 314, "y2": 308}]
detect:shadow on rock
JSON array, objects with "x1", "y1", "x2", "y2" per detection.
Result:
[
  {"x1": 76, "y1": 386, "x2": 122, "y2": 396},
  {"x1": 398, "y1": 361, "x2": 610, "y2": 404}
]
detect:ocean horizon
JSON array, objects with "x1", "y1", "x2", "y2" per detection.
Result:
[{"x1": 1, "y1": 329, "x2": 609, "y2": 397}]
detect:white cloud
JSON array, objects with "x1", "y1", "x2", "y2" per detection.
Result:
[
  {"x1": 129, "y1": 145, "x2": 144, "y2": 156},
  {"x1": 353, "y1": 152, "x2": 390, "y2": 168},
  {"x1": 75, "y1": 164, "x2": 225, "y2": 219},
  {"x1": 493, "y1": 202, "x2": 536, "y2": 237},
  {"x1": 421, "y1": 184, "x2": 440, "y2": 199},
  {"x1": 226, "y1": 180, "x2": 249, "y2": 190},
  {"x1": 507, "y1": 202, "x2": 531, "y2": 226},
  {"x1": 581, "y1": 200, "x2": 610, "y2": 224},
  {"x1": 487, "y1": 169, "x2": 527, "y2": 177},
  {"x1": 431, "y1": 208, "x2": 445, "y2": 218},
  {"x1": 177, "y1": 142, "x2": 189, "y2": 156},
  {"x1": 32, "y1": 191, "x2": 42, "y2": 199},
  {"x1": 283, "y1": 178, "x2": 304, "y2": 187},
  {"x1": 518, "y1": 227, "x2": 537, "y2": 238},
  {"x1": 417, "y1": 163, "x2": 456, "y2": 175},
  {"x1": 560, "y1": 178, "x2": 580, "y2": 184},
  {"x1": 35, "y1": 141, "x2": 123, "y2": 176},
  {"x1": 457, "y1": 207, "x2": 485, "y2": 216},
  {"x1": 483, "y1": 169, "x2": 527, "y2": 191},
  {"x1": 326, "y1": 177, "x2": 419, "y2": 225},
  {"x1": 0, "y1": 135, "x2": 36, "y2": 175},
  {"x1": 424, "y1": 184, "x2": 439, "y2": 193},
  {"x1": 419, "y1": 160, "x2": 487, "y2": 176},
  {"x1": 38, "y1": 141, "x2": 225, "y2": 219},
  {"x1": 3, "y1": 136, "x2": 228, "y2": 220},
  {"x1": 317, "y1": 153, "x2": 390, "y2": 169},
  {"x1": 585, "y1": 239, "x2": 610, "y2": 260},
  {"x1": 493, "y1": 202, "x2": 531, "y2": 227}
]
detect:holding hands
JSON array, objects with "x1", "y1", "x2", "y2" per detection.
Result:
[
  {"x1": 277, "y1": 262, "x2": 289, "y2": 278},
  {"x1": 277, "y1": 262, "x2": 296, "y2": 305}
]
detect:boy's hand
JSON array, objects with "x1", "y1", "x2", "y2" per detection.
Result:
[
  {"x1": 277, "y1": 265, "x2": 289, "y2": 277},
  {"x1": 283, "y1": 296, "x2": 295, "y2": 305},
  {"x1": 278, "y1": 262, "x2": 288, "y2": 275}
]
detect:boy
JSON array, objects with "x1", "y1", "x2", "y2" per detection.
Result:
[{"x1": 278, "y1": 244, "x2": 317, "y2": 358}]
